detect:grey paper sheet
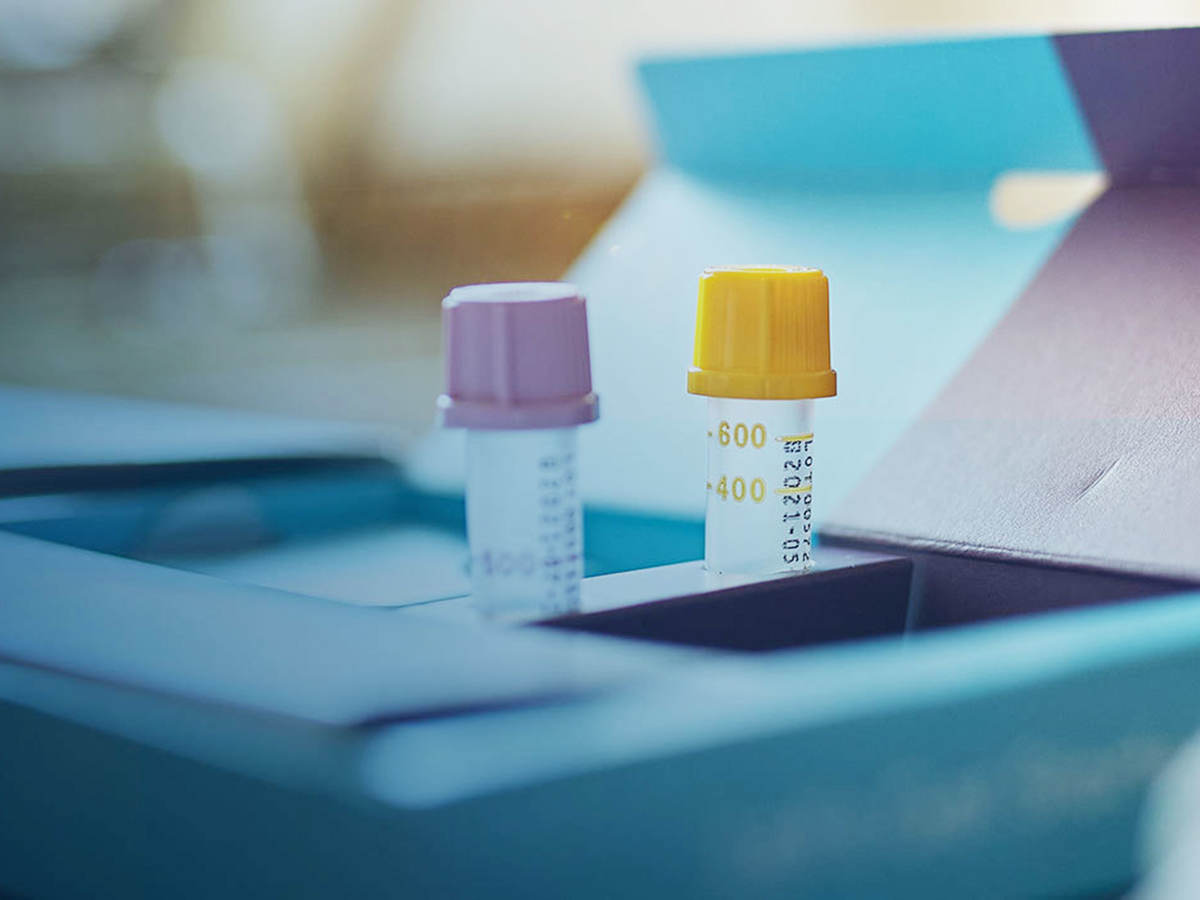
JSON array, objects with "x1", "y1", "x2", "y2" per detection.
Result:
[{"x1": 0, "y1": 532, "x2": 686, "y2": 725}]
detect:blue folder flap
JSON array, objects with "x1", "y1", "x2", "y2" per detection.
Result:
[{"x1": 639, "y1": 34, "x2": 1097, "y2": 183}]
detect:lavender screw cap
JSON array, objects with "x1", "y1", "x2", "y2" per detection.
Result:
[{"x1": 438, "y1": 282, "x2": 599, "y2": 429}]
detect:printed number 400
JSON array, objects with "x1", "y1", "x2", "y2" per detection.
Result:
[{"x1": 715, "y1": 475, "x2": 765, "y2": 503}]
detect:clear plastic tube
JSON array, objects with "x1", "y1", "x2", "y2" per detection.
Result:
[
  {"x1": 704, "y1": 397, "x2": 815, "y2": 575},
  {"x1": 465, "y1": 427, "x2": 582, "y2": 619}
]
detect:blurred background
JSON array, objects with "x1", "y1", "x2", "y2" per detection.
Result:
[{"x1": 2, "y1": 0, "x2": 1197, "y2": 443}]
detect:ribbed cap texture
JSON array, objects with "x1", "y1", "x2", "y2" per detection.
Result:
[
  {"x1": 439, "y1": 282, "x2": 599, "y2": 429},
  {"x1": 688, "y1": 266, "x2": 837, "y2": 400}
]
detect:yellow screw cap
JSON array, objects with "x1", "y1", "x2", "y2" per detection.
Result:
[{"x1": 688, "y1": 266, "x2": 837, "y2": 400}]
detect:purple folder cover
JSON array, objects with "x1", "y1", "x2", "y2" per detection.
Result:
[{"x1": 826, "y1": 30, "x2": 1200, "y2": 589}]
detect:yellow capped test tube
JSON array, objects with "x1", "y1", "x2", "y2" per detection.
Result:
[{"x1": 688, "y1": 267, "x2": 837, "y2": 575}]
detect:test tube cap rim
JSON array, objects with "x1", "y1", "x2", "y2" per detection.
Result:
[
  {"x1": 437, "y1": 392, "x2": 599, "y2": 430},
  {"x1": 686, "y1": 367, "x2": 837, "y2": 400}
]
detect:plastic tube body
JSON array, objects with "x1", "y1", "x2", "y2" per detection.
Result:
[
  {"x1": 465, "y1": 427, "x2": 581, "y2": 619},
  {"x1": 704, "y1": 397, "x2": 815, "y2": 575}
]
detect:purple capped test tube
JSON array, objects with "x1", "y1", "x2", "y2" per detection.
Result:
[{"x1": 438, "y1": 283, "x2": 599, "y2": 619}]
